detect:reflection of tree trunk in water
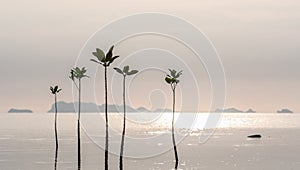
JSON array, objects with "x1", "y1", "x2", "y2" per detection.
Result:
[
  {"x1": 54, "y1": 142, "x2": 58, "y2": 170},
  {"x1": 54, "y1": 94, "x2": 58, "y2": 170},
  {"x1": 172, "y1": 89, "x2": 179, "y2": 170},
  {"x1": 78, "y1": 80, "x2": 81, "y2": 170},
  {"x1": 104, "y1": 66, "x2": 109, "y2": 170},
  {"x1": 119, "y1": 75, "x2": 126, "y2": 170},
  {"x1": 77, "y1": 120, "x2": 81, "y2": 170}
]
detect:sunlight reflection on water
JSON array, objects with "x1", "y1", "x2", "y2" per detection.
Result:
[{"x1": 122, "y1": 112, "x2": 300, "y2": 129}]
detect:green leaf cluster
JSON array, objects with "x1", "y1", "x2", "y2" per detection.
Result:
[
  {"x1": 165, "y1": 69, "x2": 182, "y2": 87},
  {"x1": 69, "y1": 67, "x2": 89, "y2": 80},
  {"x1": 114, "y1": 65, "x2": 138, "y2": 76},
  {"x1": 91, "y1": 45, "x2": 119, "y2": 67},
  {"x1": 50, "y1": 85, "x2": 62, "y2": 94}
]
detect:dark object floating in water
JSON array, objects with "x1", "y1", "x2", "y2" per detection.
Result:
[{"x1": 247, "y1": 134, "x2": 262, "y2": 138}]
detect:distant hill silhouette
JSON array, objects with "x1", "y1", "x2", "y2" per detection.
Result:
[
  {"x1": 48, "y1": 101, "x2": 172, "y2": 113},
  {"x1": 246, "y1": 108, "x2": 256, "y2": 113},
  {"x1": 214, "y1": 107, "x2": 244, "y2": 113},
  {"x1": 136, "y1": 107, "x2": 150, "y2": 112},
  {"x1": 8, "y1": 108, "x2": 33, "y2": 113},
  {"x1": 214, "y1": 107, "x2": 256, "y2": 113}
]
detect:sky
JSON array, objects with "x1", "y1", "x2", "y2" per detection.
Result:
[{"x1": 0, "y1": 0, "x2": 299, "y2": 113}]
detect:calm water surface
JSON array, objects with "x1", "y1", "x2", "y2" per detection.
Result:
[{"x1": 0, "y1": 113, "x2": 299, "y2": 169}]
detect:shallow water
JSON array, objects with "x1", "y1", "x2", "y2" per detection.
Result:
[{"x1": 0, "y1": 113, "x2": 300, "y2": 169}]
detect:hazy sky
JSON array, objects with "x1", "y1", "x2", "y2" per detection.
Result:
[{"x1": 0, "y1": 0, "x2": 299, "y2": 113}]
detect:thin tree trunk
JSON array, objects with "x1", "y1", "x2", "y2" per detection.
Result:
[
  {"x1": 104, "y1": 66, "x2": 109, "y2": 170},
  {"x1": 54, "y1": 94, "x2": 58, "y2": 170},
  {"x1": 54, "y1": 141, "x2": 58, "y2": 170},
  {"x1": 78, "y1": 80, "x2": 81, "y2": 170},
  {"x1": 55, "y1": 94, "x2": 58, "y2": 149},
  {"x1": 119, "y1": 75, "x2": 126, "y2": 170},
  {"x1": 172, "y1": 89, "x2": 179, "y2": 169},
  {"x1": 78, "y1": 79, "x2": 81, "y2": 121}
]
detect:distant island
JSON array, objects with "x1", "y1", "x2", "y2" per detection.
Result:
[
  {"x1": 48, "y1": 101, "x2": 172, "y2": 113},
  {"x1": 245, "y1": 109, "x2": 256, "y2": 113},
  {"x1": 8, "y1": 108, "x2": 33, "y2": 113},
  {"x1": 277, "y1": 109, "x2": 293, "y2": 113},
  {"x1": 214, "y1": 107, "x2": 256, "y2": 113}
]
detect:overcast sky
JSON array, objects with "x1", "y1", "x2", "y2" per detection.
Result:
[{"x1": 0, "y1": 0, "x2": 299, "y2": 113}]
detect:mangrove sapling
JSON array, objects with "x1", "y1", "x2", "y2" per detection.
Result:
[
  {"x1": 50, "y1": 85, "x2": 62, "y2": 170},
  {"x1": 165, "y1": 69, "x2": 183, "y2": 170},
  {"x1": 114, "y1": 65, "x2": 138, "y2": 170},
  {"x1": 91, "y1": 46, "x2": 119, "y2": 170},
  {"x1": 69, "y1": 67, "x2": 89, "y2": 170}
]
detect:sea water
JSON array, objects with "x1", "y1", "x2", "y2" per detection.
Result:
[{"x1": 0, "y1": 113, "x2": 299, "y2": 169}]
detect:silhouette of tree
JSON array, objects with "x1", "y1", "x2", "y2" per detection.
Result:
[
  {"x1": 91, "y1": 46, "x2": 119, "y2": 170},
  {"x1": 69, "y1": 67, "x2": 89, "y2": 170},
  {"x1": 50, "y1": 85, "x2": 62, "y2": 170},
  {"x1": 114, "y1": 65, "x2": 138, "y2": 170},
  {"x1": 165, "y1": 69, "x2": 183, "y2": 170}
]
